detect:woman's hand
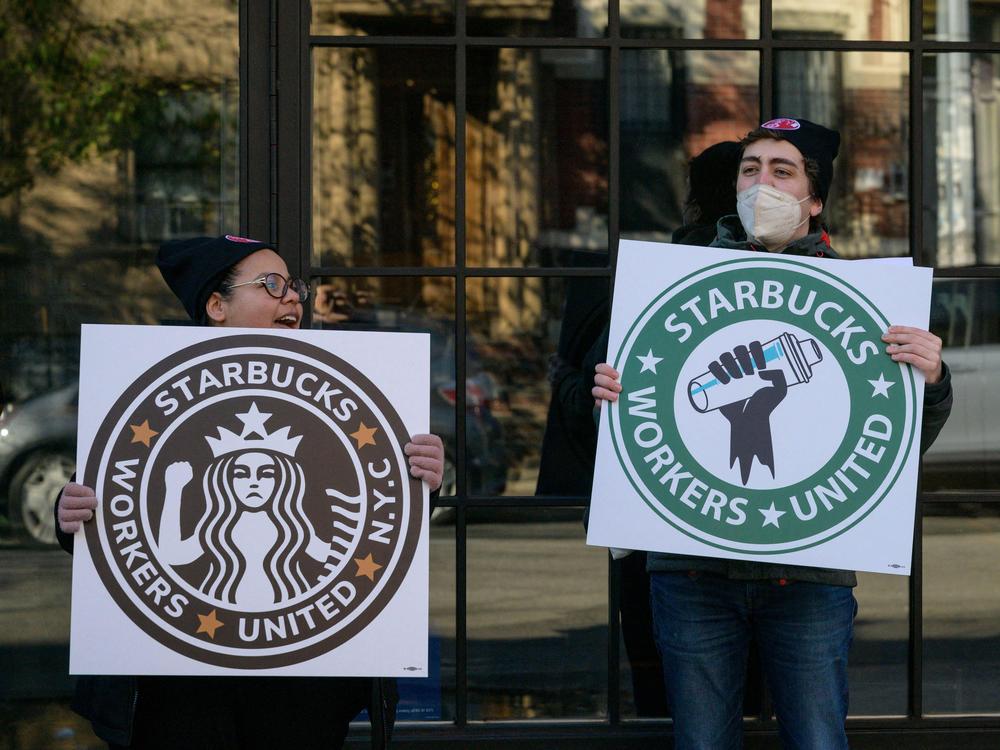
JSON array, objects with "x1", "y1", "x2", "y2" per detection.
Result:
[
  {"x1": 882, "y1": 326, "x2": 943, "y2": 384},
  {"x1": 592, "y1": 362, "x2": 622, "y2": 406},
  {"x1": 58, "y1": 483, "x2": 98, "y2": 534},
  {"x1": 405, "y1": 433, "x2": 444, "y2": 492}
]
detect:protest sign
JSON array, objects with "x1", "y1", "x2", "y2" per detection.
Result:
[
  {"x1": 71, "y1": 325, "x2": 429, "y2": 675},
  {"x1": 588, "y1": 241, "x2": 931, "y2": 575}
]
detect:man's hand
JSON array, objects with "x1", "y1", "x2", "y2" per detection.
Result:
[
  {"x1": 405, "y1": 433, "x2": 444, "y2": 492},
  {"x1": 592, "y1": 362, "x2": 622, "y2": 406},
  {"x1": 58, "y1": 483, "x2": 98, "y2": 534},
  {"x1": 882, "y1": 326, "x2": 943, "y2": 384}
]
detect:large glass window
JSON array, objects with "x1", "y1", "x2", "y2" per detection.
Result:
[{"x1": 0, "y1": 0, "x2": 239, "y2": 743}]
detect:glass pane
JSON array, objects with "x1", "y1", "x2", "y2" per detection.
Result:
[
  {"x1": 466, "y1": 48, "x2": 608, "y2": 267},
  {"x1": 923, "y1": 503, "x2": 1000, "y2": 714},
  {"x1": 0, "y1": 0, "x2": 238, "y2": 734},
  {"x1": 468, "y1": 0, "x2": 607, "y2": 38},
  {"x1": 849, "y1": 573, "x2": 909, "y2": 715},
  {"x1": 923, "y1": 278, "x2": 1000, "y2": 491},
  {"x1": 312, "y1": 0, "x2": 454, "y2": 36},
  {"x1": 620, "y1": 50, "x2": 760, "y2": 243},
  {"x1": 923, "y1": 0, "x2": 1000, "y2": 42},
  {"x1": 309, "y1": 276, "x2": 460, "y2": 491},
  {"x1": 773, "y1": 0, "x2": 908, "y2": 41},
  {"x1": 466, "y1": 275, "x2": 610, "y2": 497},
  {"x1": 621, "y1": 0, "x2": 759, "y2": 39},
  {"x1": 312, "y1": 48, "x2": 455, "y2": 268},
  {"x1": 922, "y1": 53, "x2": 1000, "y2": 267},
  {"x1": 467, "y1": 507, "x2": 608, "y2": 719},
  {"x1": 774, "y1": 51, "x2": 910, "y2": 259}
]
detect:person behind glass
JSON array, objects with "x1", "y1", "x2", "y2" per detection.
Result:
[
  {"x1": 592, "y1": 119, "x2": 954, "y2": 749},
  {"x1": 671, "y1": 140, "x2": 741, "y2": 247},
  {"x1": 55, "y1": 235, "x2": 444, "y2": 750}
]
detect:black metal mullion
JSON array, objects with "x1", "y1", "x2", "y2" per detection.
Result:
[
  {"x1": 454, "y1": 0, "x2": 468, "y2": 728},
  {"x1": 275, "y1": 0, "x2": 305, "y2": 272},
  {"x1": 759, "y1": 0, "x2": 772, "y2": 124},
  {"x1": 307, "y1": 266, "x2": 613, "y2": 277},
  {"x1": 240, "y1": 0, "x2": 272, "y2": 239},
  {"x1": 606, "y1": 0, "x2": 622, "y2": 727}
]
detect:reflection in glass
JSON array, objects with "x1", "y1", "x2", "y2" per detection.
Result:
[
  {"x1": 394, "y1": 523, "x2": 455, "y2": 720},
  {"x1": 312, "y1": 48, "x2": 455, "y2": 268},
  {"x1": 774, "y1": 51, "x2": 909, "y2": 258},
  {"x1": 620, "y1": 50, "x2": 759, "y2": 242},
  {"x1": 849, "y1": 573, "x2": 908, "y2": 716},
  {"x1": 310, "y1": 276, "x2": 468, "y2": 493},
  {"x1": 773, "y1": 0, "x2": 908, "y2": 41},
  {"x1": 312, "y1": 0, "x2": 454, "y2": 36},
  {"x1": 466, "y1": 276, "x2": 611, "y2": 497},
  {"x1": 922, "y1": 505, "x2": 1000, "y2": 714},
  {"x1": 468, "y1": 0, "x2": 607, "y2": 38},
  {"x1": 0, "y1": 1, "x2": 239, "y2": 406},
  {"x1": 922, "y1": 53, "x2": 1000, "y2": 267},
  {"x1": 924, "y1": 279, "x2": 1000, "y2": 490},
  {"x1": 467, "y1": 49, "x2": 608, "y2": 267},
  {"x1": 621, "y1": 0, "x2": 759, "y2": 39},
  {"x1": 923, "y1": 0, "x2": 1000, "y2": 42},
  {"x1": 467, "y1": 508, "x2": 608, "y2": 719}
]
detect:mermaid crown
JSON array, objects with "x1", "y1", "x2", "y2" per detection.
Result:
[{"x1": 206, "y1": 402, "x2": 302, "y2": 458}]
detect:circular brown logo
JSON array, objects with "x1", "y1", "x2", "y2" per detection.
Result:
[{"x1": 83, "y1": 334, "x2": 422, "y2": 668}]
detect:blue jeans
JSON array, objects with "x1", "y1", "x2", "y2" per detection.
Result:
[{"x1": 649, "y1": 571, "x2": 857, "y2": 750}]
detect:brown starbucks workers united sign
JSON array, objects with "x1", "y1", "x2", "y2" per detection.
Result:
[{"x1": 83, "y1": 335, "x2": 422, "y2": 668}]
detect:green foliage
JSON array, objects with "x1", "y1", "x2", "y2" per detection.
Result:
[{"x1": 0, "y1": 0, "x2": 152, "y2": 197}]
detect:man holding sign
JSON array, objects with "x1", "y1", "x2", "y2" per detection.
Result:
[{"x1": 592, "y1": 119, "x2": 953, "y2": 749}]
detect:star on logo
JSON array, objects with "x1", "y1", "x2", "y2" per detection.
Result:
[
  {"x1": 236, "y1": 402, "x2": 272, "y2": 437},
  {"x1": 354, "y1": 553, "x2": 383, "y2": 581},
  {"x1": 636, "y1": 349, "x2": 663, "y2": 374},
  {"x1": 196, "y1": 609, "x2": 224, "y2": 639},
  {"x1": 351, "y1": 422, "x2": 378, "y2": 449},
  {"x1": 129, "y1": 420, "x2": 159, "y2": 448},
  {"x1": 868, "y1": 373, "x2": 895, "y2": 398},
  {"x1": 759, "y1": 502, "x2": 786, "y2": 529}
]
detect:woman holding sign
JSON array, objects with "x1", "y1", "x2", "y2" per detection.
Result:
[
  {"x1": 593, "y1": 120, "x2": 953, "y2": 750},
  {"x1": 56, "y1": 234, "x2": 443, "y2": 750}
]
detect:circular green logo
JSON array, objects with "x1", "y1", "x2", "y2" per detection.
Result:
[{"x1": 609, "y1": 258, "x2": 916, "y2": 554}]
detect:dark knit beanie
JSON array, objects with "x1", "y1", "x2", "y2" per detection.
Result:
[
  {"x1": 759, "y1": 117, "x2": 841, "y2": 205},
  {"x1": 156, "y1": 235, "x2": 276, "y2": 322}
]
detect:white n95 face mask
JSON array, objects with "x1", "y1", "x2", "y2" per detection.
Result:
[{"x1": 736, "y1": 183, "x2": 812, "y2": 251}]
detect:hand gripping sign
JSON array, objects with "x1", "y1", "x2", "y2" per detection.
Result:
[
  {"x1": 71, "y1": 325, "x2": 429, "y2": 676},
  {"x1": 588, "y1": 241, "x2": 931, "y2": 575}
]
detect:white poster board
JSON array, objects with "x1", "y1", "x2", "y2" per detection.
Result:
[
  {"x1": 71, "y1": 325, "x2": 429, "y2": 676},
  {"x1": 587, "y1": 241, "x2": 932, "y2": 575}
]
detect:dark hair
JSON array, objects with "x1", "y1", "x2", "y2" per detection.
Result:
[
  {"x1": 199, "y1": 264, "x2": 241, "y2": 325},
  {"x1": 684, "y1": 141, "x2": 741, "y2": 226},
  {"x1": 740, "y1": 128, "x2": 824, "y2": 231}
]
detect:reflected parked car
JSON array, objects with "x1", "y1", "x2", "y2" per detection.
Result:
[
  {"x1": 0, "y1": 316, "x2": 508, "y2": 544},
  {"x1": 0, "y1": 384, "x2": 78, "y2": 546}
]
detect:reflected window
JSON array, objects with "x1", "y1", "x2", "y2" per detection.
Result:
[
  {"x1": 923, "y1": 279, "x2": 1000, "y2": 491},
  {"x1": 922, "y1": 53, "x2": 1000, "y2": 267},
  {"x1": 467, "y1": 507, "x2": 608, "y2": 719},
  {"x1": 922, "y1": 503, "x2": 1000, "y2": 715},
  {"x1": 466, "y1": 48, "x2": 608, "y2": 267},
  {"x1": 774, "y1": 51, "x2": 910, "y2": 258},
  {"x1": 312, "y1": 0, "x2": 454, "y2": 35},
  {"x1": 620, "y1": 50, "x2": 759, "y2": 242},
  {"x1": 468, "y1": 0, "x2": 607, "y2": 38},
  {"x1": 773, "y1": 0, "x2": 908, "y2": 41},
  {"x1": 923, "y1": 0, "x2": 1000, "y2": 42},
  {"x1": 621, "y1": 0, "x2": 759, "y2": 39},
  {"x1": 312, "y1": 47, "x2": 455, "y2": 268}
]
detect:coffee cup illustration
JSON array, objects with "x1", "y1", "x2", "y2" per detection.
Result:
[{"x1": 688, "y1": 332, "x2": 822, "y2": 413}]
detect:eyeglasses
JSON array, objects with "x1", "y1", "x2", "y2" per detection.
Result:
[{"x1": 227, "y1": 273, "x2": 310, "y2": 302}]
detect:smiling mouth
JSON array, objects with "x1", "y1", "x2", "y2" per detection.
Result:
[{"x1": 274, "y1": 314, "x2": 299, "y2": 328}]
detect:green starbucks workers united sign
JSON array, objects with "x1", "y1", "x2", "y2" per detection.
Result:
[{"x1": 589, "y1": 242, "x2": 931, "y2": 574}]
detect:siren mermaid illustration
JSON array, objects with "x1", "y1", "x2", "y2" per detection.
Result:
[{"x1": 156, "y1": 402, "x2": 363, "y2": 608}]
